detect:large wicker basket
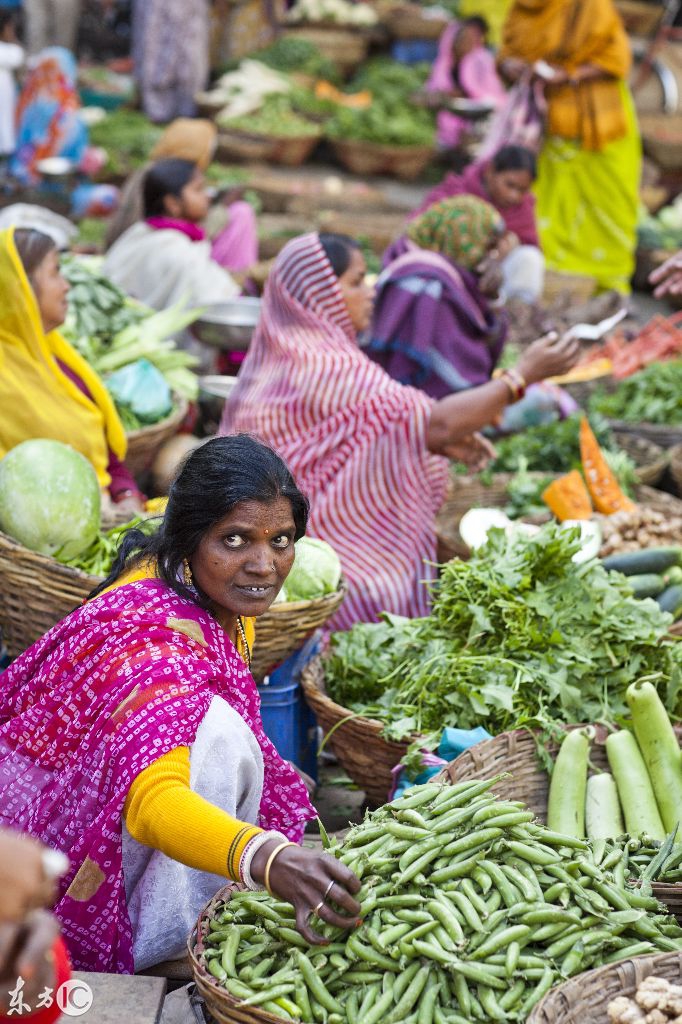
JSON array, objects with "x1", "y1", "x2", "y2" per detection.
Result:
[
  {"x1": 330, "y1": 138, "x2": 434, "y2": 181},
  {"x1": 640, "y1": 115, "x2": 682, "y2": 173},
  {"x1": 671, "y1": 443, "x2": 682, "y2": 494},
  {"x1": 300, "y1": 655, "x2": 417, "y2": 806},
  {"x1": 189, "y1": 883, "x2": 282, "y2": 1024},
  {"x1": 528, "y1": 951, "x2": 682, "y2": 1024},
  {"x1": 607, "y1": 418, "x2": 682, "y2": 449},
  {"x1": 282, "y1": 26, "x2": 369, "y2": 76},
  {"x1": 437, "y1": 726, "x2": 682, "y2": 922},
  {"x1": 216, "y1": 130, "x2": 320, "y2": 167},
  {"x1": 249, "y1": 581, "x2": 348, "y2": 681},
  {"x1": 388, "y1": 3, "x2": 449, "y2": 39},
  {"x1": 0, "y1": 528, "x2": 346, "y2": 666},
  {"x1": 125, "y1": 397, "x2": 188, "y2": 477}
]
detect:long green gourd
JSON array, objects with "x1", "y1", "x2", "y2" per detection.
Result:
[
  {"x1": 547, "y1": 728, "x2": 591, "y2": 838},
  {"x1": 627, "y1": 680, "x2": 682, "y2": 834},
  {"x1": 606, "y1": 729, "x2": 666, "y2": 840},
  {"x1": 585, "y1": 773, "x2": 625, "y2": 841}
]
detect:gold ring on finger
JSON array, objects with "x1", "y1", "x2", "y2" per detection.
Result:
[
  {"x1": 313, "y1": 899, "x2": 325, "y2": 917},
  {"x1": 323, "y1": 880, "x2": 334, "y2": 900}
]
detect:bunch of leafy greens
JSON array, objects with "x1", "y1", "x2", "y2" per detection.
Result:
[
  {"x1": 326, "y1": 58, "x2": 435, "y2": 147},
  {"x1": 590, "y1": 361, "x2": 682, "y2": 425},
  {"x1": 89, "y1": 110, "x2": 163, "y2": 175},
  {"x1": 58, "y1": 514, "x2": 159, "y2": 576},
  {"x1": 250, "y1": 36, "x2": 340, "y2": 83},
  {"x1": 323, "y1": 524, "x2": 682, "y2": 742},
  {"x1": 487, "y1": 413, "x2": 615, "y2": 474}
]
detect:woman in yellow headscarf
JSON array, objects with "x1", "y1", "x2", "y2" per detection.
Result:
[
  {"x1": 498, "y1": 0, "x2": 640, "y2": 293},
  {"x1": 0, "y1": 226, "x2": 142, "y2": 508}
]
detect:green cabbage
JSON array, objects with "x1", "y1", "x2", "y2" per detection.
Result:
[
  {"x1": 0, "y1": 439, "x2": 101, "y2": 559},
  {"x1": 279, "y1": 537, "x2": 342, "y2": 602}
]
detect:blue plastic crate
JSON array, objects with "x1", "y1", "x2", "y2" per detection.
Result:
[
  {"x1": 258, "y1": 634, "x2": 320, "y2": 781},
  {"x1": 391, "y1": 40, "x2": 439, "y2": 64}
]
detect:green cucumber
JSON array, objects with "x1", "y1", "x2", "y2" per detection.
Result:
[
  {"x1": 585, "y1": 773, "x2": 624, "y2": 842},
  {"x1": 606, "y1": 730, "x2": 665, "y2": 841},
  {"x1": 601, "y1": 547, "x2": 682, "y2": 576},
  {"x1": 666, "y1": 567, "x2": 682, "y2": 587},
  {"x1": 547, "y1": 728, "x2": 591, "y2": 839},
  {"x1": 627, "y1": 681, "x2": 682, "y2": 835},
  {"x1": 656, "y1": 583, "x2": 682, "y2": 618},
  {"x1": 626, "y1": 573, "x2": 666, "y2": 599}
]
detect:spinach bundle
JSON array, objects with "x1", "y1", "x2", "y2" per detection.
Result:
[
  {"x1": 590, "y1": 361, "x2": 682, "y2": 425},
  {"x1": 324, "y1": 525, "x2": 682, "y2": 740}
]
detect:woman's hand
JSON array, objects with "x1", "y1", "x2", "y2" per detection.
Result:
[
  {"x1": 499, "y1": 57, "x2": 529, "y2": 83},
  {"x1": 496, "y1": 232, "x2": 520, "y2": 260},
  {"x1": 650, "y1": 251, "x2": 682, "y2": 298},
  {"x1": 440, "y1": 432, "x2": 496, "y2": 469},
  {"x1": 0, "y1": 911, "x2": 61, "y2": 1014},
  {"x1": 0, "y1": 831, "x2": 58, "y2": 923},
  {"x1": 477, "y1": 257, "x2": 503, "y2": 299},
  {"x1": 516, "y1": 332, "x2": 580, "y2": 385},
  {"x1": 251, "y1": 841, "x2": 362, "y2": 945}
]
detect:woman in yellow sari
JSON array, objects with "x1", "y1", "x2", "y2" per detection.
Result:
[
  {"x1": 499, "y1": 0, "x2": 640, "y2": 293},
  {"x1": 0, "y1": 227, "x2": 141, "y2": 508}
]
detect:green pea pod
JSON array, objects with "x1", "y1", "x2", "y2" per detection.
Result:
[
  {"x1": 504, "y1": 940, "x2": 520, "y2": 978},
  {"x1": 220, "y1": 926, "x2": 240, "y2": 978},
  {"x1": 387, "y1": 964, "x2": 430, "y2": 1023},
  {"x1": 471, "y1": 924, "x2": 531, "y2": 961},
  {"x1": 295, "y1": 951, "x2": 343, "y2": 1015},
  {"x1": 477, "y1": 985, "x2": 506, "y2": 1022}
]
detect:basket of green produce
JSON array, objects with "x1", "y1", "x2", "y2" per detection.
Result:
[
  {"x1": 438, "y1": 678, "x2": 682, "y2": 921},
  {"x1": 589, "y1": 361, "x2": 682, "y2": 448},
  {"x1": 528, "y1": 951, "x2": 682, "y2": 1024},
  {"x1": 124, "y1": 396, "x2": 189, "y2": 477},
  {"x1": 88, "y1": 109, "x2": 163, "y2": 181},
  {"x1": 304, "y1": 523, "x2": 682, "y2": 802},
  {"x1": 189, "y1": 772, "x2": 682, "y2": 1024},
  {"x1": 282, "y1": 27, "x2": 369, "y2": 77},
  {"x1": 217, "y1": 96, "x2": 322, "y2": 167}
]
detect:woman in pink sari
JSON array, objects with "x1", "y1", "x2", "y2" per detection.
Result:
[
  {"x1": 0, "y1": 436, "x2": 361, "y2": 973},
  {"x1": 220, "y1": 233, "x2": 579, "y2": 630},
  {"x1": 426, "y1": 17, "x2": 507, "y2": 148}
]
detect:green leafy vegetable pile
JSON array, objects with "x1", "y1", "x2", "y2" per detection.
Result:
[
  {"x1": 488, "y1": 414, "x2": 615, "y2": 475},
  {"x1": 324, "y1": 525, "x2": 682, "y2": 740},
  {"x1": 326, "y1": 58, "x2": 435, "y2": 147},
  {"x1": 219, "y1": 94, "x2": 323, "y2": 138},
  {"x1": 88, "y1": 109, "x2": 163, "y2": 176},
  {"x1": 590, "y1": 361, "x2": 682, "y2": 425},
  {"x1": 248, "y1": 37, "x2": 340, "y2": 82},
  {"x1": 62, "y1": 257, "x2": 200, "y2": 402},
  {"x1": 638, "y1": 197, "x2": 682, "y2": 252},
  {"x1": 58, "y1": 514, "x2": 159, "y2": 576}
]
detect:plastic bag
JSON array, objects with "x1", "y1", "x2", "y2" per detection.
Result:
[{"x1": 106, "y1": 358, "x2": 172, "y2": 425}]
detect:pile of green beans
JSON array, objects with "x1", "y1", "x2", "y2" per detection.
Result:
[
  {"x1": 593, "y1": 835, "x2": 682, "y2": 885},
  {"x1": 199, "y1": 776, "x2": 682, "y2": 1023}
]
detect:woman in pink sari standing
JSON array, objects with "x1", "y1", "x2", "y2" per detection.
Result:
[
  {"x1": 426, "y1": 16, "x2": 507, "y2": 148},
  {"x1": 0, "y1": 436, "x2": 361, "y2": 973},
  {"x1": 220, "y1": 233, "x2": 579, "y2": 630}
]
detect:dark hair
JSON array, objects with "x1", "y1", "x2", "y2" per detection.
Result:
[
  {"x1": 462, "y1": 15, "x2": 489, "y2": 35},
  {"x1": 318, "y1": 233, "x2": 361, "y2": 278},
  {"x1": 0, "y1": 10, "x2": 16, "y2": 33},
  {"x1": 143, "y1": 158, "x2": 197, "y2": 218},
  {"x1": 491, "y1": 145, "x2": 537, "y2": 180},
  {"x1": 89, "y1": 435, "x2": 310, "y2": 606},
  {"x1": 13, "y1": 229, "x2": 57, "y2": 285}
]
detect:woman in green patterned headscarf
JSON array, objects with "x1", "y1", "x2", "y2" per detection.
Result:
[{"x1": 407, "y1": 195, "x2": 505, "y2": 271}]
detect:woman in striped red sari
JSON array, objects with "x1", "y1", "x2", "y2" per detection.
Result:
[{"x1": 220, "y1": 233, "x2": 578, "y2": 629}]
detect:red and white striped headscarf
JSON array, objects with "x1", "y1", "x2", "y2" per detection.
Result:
[{"x1": 220, "y1": 233, "x2": 449, "y2": 629}]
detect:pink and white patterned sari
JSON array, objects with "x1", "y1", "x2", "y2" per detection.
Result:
[{"x1": 0, "y1": 579, "x2": 314, "y2": 973}]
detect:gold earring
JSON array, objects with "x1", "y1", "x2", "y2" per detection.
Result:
[{"x1": 183, "y1": 559, "x2": 193, "y2": 587}]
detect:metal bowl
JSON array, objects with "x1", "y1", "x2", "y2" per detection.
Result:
[{"x1": 190, "y1": 298, "x2": 262, "y2": 351}]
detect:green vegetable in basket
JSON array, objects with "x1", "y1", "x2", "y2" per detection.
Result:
[
  {"x1": 590, "y1": 361, "x2": 682, "y2": 425},
  {"x1": 199, "y1": 776, "x2": 682, "y2": 1023},
  {"x1": 324, "y1": 524, "x2": 682, "y2": 743},
  {"x1": 606, "y1": 730, "x2": 666, "y2": 841},
  {"x1": 105, "y1": 358, "x2": 172, "y2": 426},
  {"x1": 547, "y1": 728, "x2": 591, "y2": 839},
  {"x1": 627, "y1": 680, "x2": 682, "y2": 836},
  {"x1": 276, "y1": 537, "x2": 342, "y2": 602},
  {"x1": 218, "y1": 94, "x2": 322, "y2": 138}
]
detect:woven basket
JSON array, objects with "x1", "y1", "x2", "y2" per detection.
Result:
[
  {"x1": 607, "y1": 418, "x2": 682, "y2": 449},
  {"x1": 389, "y1": 4, "x2": 449, "y2": 39},
  {"x1": 216, "y1": 130, "x2": 320, "y2": 167},
  {"x1": 529, "y1": 951, "x2": 682, "y2": 1023},
  {"x1": 437, "y1": 726, "x2": 682, "y2": 922},
  {"x1": 300, "y1": 655, "x2": 417, "y2": 806},
  {"x1": 436, "y1": 480, "x2": 682, "y2": 563},
  {"x1": 614, "y1": 431, "x2": 669, "y2": 486},
  {"x1": 189, "y1": 883, "x2": 283, "y2": 1024},
  {"x1": 125, "y1": 398, "x2": 188, "y2": 477},
  {"x1": 543, "y1": 269, "x2": 597, "y2": 305},
  {"x1": 249, "y1": 581, "x2": 348, "y2": 681},
  {"x1": 0, "y1": 527, "x2": 346, "y2": 666},
  {"x1": 640, "y1": 115, "x2": 682, "y2": 173},
  {"x1": 671, "y1": 443, "x2": 682, "y2": 494},
  {"x1": 282, "y1": 26, "x2": 369, "y2": 76},
  {"x1": 329, "y1": 138, "x2": 434, "y2": 181},
  {"x1": 0, "y1": 530, "x2": 98, "y2": 657},
  {"x1": 615, "y1": 0, "x2": 664, "y2": 34}
]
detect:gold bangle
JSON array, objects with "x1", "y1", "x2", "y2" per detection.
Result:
[{"x1": 264, "y1": 840, "x2": 296, "y2": 897}]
